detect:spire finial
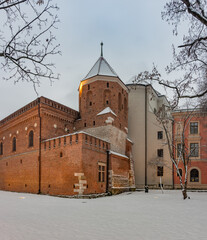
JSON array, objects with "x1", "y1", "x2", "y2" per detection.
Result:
[{"x1": 101, "y1": 42, "x2": 103, "y2": 57}]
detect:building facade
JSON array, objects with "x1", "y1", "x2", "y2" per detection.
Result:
[
  {"x1": 0, "y1": 55, "x2": 135, "y2": 196},
  {"x1": 173, "y1": 110, "x2": 207, "y2": 189},
  {"x1": 127, "y1": 83, "x2": 173, "y2": 189}
]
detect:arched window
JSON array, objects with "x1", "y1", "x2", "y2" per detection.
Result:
[
  {"x1": 29, "y1": 130, "x2": 34, "y2": 147},
  {"x1": 12, "y1": 137, "x2": 16, "y2": 152},
  {"x1": 190, "y1": 169, "x2": 199, "y2": 182},
  {"x1": 0, "y1": 142, "x2": 3, "y2": 155},
  {"x1": 118, "y1": 92, "x2": 122, "y2": 111}
]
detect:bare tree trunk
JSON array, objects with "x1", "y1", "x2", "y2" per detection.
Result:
[{"x1": 182, "y1": 179, "x2": 188, "y2": 200}]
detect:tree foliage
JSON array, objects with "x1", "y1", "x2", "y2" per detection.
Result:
[
  {"x1": 0, "y1": 0, "x2": 60, "y2": 92},
  {"x1": 135, "y1": 0, "x2": 207, "y2": 107}
]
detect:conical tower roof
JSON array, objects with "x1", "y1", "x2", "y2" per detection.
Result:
[{"x1": 83, "y1": 56, "x2": 118, "y2": 80}]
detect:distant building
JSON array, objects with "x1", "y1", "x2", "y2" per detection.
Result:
[
  {"x1": 173, "y1": 109, "x2": 207, "y2": 189},
  {"x1": 0, "y1": 52, "x2": 135, "y2": 196},
  {"x1": 127, "y1": 83, "x2": 173, "y2": 189}
]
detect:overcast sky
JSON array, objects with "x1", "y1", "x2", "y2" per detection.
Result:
[{"x1": 0, "y1": 0, "x2": 184, "y2": 120}]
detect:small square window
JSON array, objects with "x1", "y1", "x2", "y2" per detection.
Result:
[
  {"x1": 157, "y1": 166, "x2": 163, "y2": 176},
  {"x1": 157, "y1": 149, "x2": 163, "y2": 157},
  {"x1": 177, "y1": 169, "x2": 182, "y2": 177},
  {"x1": 157, "y1": 131, "x2": 163, "y2": 139}
]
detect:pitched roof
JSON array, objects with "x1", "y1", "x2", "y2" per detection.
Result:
[{"x1": 83, "y1": 56, "x2": 118, "y2": 80}]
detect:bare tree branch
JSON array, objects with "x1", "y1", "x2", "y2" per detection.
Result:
[{"x1": 0, "y1": 0, "x2": 60, "y2": 91}]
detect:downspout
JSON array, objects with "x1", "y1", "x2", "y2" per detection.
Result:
[
  {"x1": 145, "y1": 86, "x2": 148, "y2": 192},
  {"x1": 106, "y1": 150, "x2": 110, "y2": 193},
  {"x1": 38, "y1": 98, "x2": 42, "y2": 194},
  {"x1": 172, "y1": 120, "x2": 175, "y2": 189}
]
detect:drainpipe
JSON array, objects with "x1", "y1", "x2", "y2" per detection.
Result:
[
  {"x1": 172, "y1": 120, "x2": 175, "y2": 189},
  {"x1": 38, "y1": 98, "x2": 42, "y2": 194},
  {"x1": 106, "y1": 150, "x2": 110, "y2": 193},
  {"x1": 145, "y1": 86, "x2": 148, "y2": 193}
]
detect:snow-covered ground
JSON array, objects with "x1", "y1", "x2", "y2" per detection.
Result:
[{"x1": 0, "y1": 190, "x2": 206, "y2": 240}]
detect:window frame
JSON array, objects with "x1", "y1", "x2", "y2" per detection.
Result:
[
  {"x1": 157, "y1": 166, "x2": 164, "y2": 177},
  {"x1": 157, "y1": 149, "x2": 163, "y2": 158},
  {"x1": 190, "y1": 122, "x2": 198, "y2": 135},
  {"x1": 157, "y1": 131, "x2": 163, "y2": 140},
  {"x1": 190, "y1": 169, "x2": 199, "y2": 182},
  {"x1": 28, "y1": 130, "x2": 34, "y2": 147},
  {"x1": 98, "y1": 163, "x2": 106, "y2": 182},
  {"x1": 12, "y1": 137, "x2": 16, "y2": 152},
  {"x1": 190, "y1": 143, "x2": 199, "y2": 157}
]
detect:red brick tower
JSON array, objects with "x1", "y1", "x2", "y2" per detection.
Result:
[{"x1": 76, "y1": 43, "x2": 129, "y2": 154}]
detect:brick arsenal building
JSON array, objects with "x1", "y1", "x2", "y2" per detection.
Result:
[{"x1": 0, "y1": 52, "x2": 135, "y2": 196}]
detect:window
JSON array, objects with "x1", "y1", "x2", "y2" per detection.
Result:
[
  {"x1": 98, "y1": 164, "x2": 106, "y2": 182},
  {"x1": 190, "y1": 122, "x2": 198, "y2": 134},
  {"x1": 190, "y1": 143, "x2": 199, "y2": 157},
  {"x1": 118, "y1": 93, "x2": 122, "y2": 111},
  {"x1": 107, "y1": 82, "x2": 109, "y2": 88},
  {"x1": 177, "y1": 143, "x2": 181, "y2": 157},
  {"x1": 28, "y1": 130, "x2": 34, "y2": 147},
  {"x1": 12, "y1": 137, "x2": 16, "y2": 152},
  {"x1": 177, "y1": 169, "x2": 182, "y2": 177},
  {"x1": 0, "y1": 142, "x2": 3, "y2": 155},
  {"x1": 157, "y1": 166, "x2": 163, "y2": 177},
  {"x1": 190, "y1": 169, "x2": 199, "y2": 182},
  {"x1": 157, "y1": 131, "x2": 163, "y2": 139},
  {"x1": 124, "y1": 98, "x2": 127, "y2": 114},
  {"x1": 88, "y1": 84, "x2": 90, "y2": 90},
  {"x1": 93, "y1": 121, "x2": 95, "y2": 126},
  {"x1": 157, "y1": 149, "x2": 163, "y2": 157}
]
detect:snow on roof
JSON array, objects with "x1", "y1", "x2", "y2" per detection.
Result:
[
  {"x1": 97, "y1": 107, "x2": 117, "y2": 117},
  {"x1": 109, "y1": 150, "x2": 129, "y2": 159},
  {"x1": 126, "y1": 138, "x2": 133, "y2": 144},
  {"x1": 42, "y1": 131, "x2": 110, "y2": 144},
  {"x1": 83, "y1": 56, "x2": 118, "y2": 80}
]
